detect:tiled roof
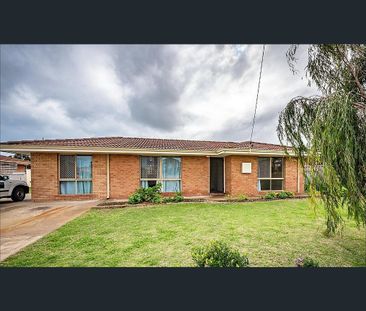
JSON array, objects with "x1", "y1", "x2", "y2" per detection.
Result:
[
  {"x1": 1, "y1": 136, "x2": 289, "y2": 152},
  {"x1": 0, "y1": 155, "x2": 31, "y2": 165}
]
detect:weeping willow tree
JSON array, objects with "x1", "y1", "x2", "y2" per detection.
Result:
[{"x1": 277, "y1": 45, "x2": 366, "y2": 234}]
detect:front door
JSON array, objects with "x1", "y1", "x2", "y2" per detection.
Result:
[{"x1": 210, "y1": 158, "x2": 224, "y2": 193}]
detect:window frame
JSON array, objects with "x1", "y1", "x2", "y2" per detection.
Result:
[
  {"x1": 257, "y1": 157, "x2": 284, "y2": 191},
  {"x1": 59, "y1": 154, "x2": 93, "y2": 195},
  {"x1": 140, "y1": 156, "x2": 182, "y2": 192}
]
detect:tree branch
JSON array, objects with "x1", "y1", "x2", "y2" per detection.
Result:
[{"x1": 336, "y1": 45, "x2": 366, "y2": 100}]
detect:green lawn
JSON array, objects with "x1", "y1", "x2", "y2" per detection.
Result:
[{"x1": 1, "y1": 199, "x2": 365, "y2": 267}]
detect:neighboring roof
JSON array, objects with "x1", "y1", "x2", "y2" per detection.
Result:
[
  {"x1": 0, "y1": 155, "x2": 31, "y2": 166},
  {"x1": 0, "y1": 136, "x2": 293, "y2": 156}
]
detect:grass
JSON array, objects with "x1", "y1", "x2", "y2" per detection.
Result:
[{"x1": 1, "y1": 199, "x2": 365, "y2": 267}]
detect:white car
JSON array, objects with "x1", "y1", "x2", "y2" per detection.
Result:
[{"x1": 0, "y1": 174, "x2": 30, "y2": 201}]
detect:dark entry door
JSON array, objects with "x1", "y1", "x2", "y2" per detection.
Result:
[{"x1": 210, "y1": 158, "x2": 224, "y2": 193}]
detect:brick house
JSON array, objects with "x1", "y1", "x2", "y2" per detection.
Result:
[
  {"x1": 0, "y1": 137, "x2": 304, "y2": 201},
  {"x1": 0, "y1": 155, "x2": 31, "y2": 174}
]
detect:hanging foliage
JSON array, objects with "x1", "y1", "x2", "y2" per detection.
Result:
[{"x1": 277, "y1": 45, "x2": 366, "y2": 234}]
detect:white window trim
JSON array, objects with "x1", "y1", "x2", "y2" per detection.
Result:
[{"x1": 258, "y1": 157, "x2": 284, "y2": 191}]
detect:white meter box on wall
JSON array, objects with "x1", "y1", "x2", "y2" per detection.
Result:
[{"x1": 241, "y1": 162, "x2": 252, "y2": 174}]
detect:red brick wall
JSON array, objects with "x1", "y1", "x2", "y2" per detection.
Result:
[
  {"x1": 285, "y1": 157, "x2": 297, "y2": 193},
  {"x1": 224, "y1": 157, "x2": 232, "y2": 194},
  {"x1": 225, "y1": 156, "x2": 305, "y2": 196},
  {"x1": 91, "y1": 154, "x2": 107, "y2": 199},
  {"x1": 109, "y1": 154, "x2": 140, "y2": 199},
  {"x1": 30, "y1": 153, "x2": 304, "y2": 201},
  {"x1": 31, "y1": 153, "x2": 108, "y2": 201},
  {"x1": 182, "y1": 156, "x2": 209, "y2": 196},
  {"x1": 285, "y1": 157, "x2": 304, "y2": 194},
  {"x1": 299, "y1": 165, "x2": 305, "y2": 194},
  {"x1": 31, "y1": 153, "x2": 59, "y2": 201},
  {"x1": 224, "y1": 156, "x2": 259, "y2": 196}
]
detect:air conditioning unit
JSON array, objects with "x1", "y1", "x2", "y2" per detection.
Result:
[{"x1": 241, "y1": 162, "x2": 252, "y2": 174}]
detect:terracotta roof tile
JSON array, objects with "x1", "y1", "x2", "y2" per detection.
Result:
[
  {"x1": 0, "y1": 155, "x2": 31, "y2": 165},
  {"x1": 1, "y1": 136, "x2": 290, "y2": 152}
]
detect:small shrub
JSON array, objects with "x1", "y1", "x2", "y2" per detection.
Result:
[
  {"x1": 237, "y1": 194, "x2": 248, "y2": 201},
  {"x1": 173, "y1": 192, "x2": 184, "y2": 202},
  {"x1": 263, "y1": 192, "x2": 276, "y2": 200},
  {"x1": 127, "y1": 192, "x2": 144, "y2": 204},
  {"x1": 284, "y1": 191, "x2": 294, "y2": 198},
  {"x1": 162, "y1": 197, "x2": 172, "y2": 203},
  {"x1": 192, "y1": 240, "x2": 249, "y2": 268},
  {"x1": 162, "y1": 192, "x2": 184, "y2": 203},
  {"x1": 151, "y1": 193, "x2": 163, "y2": 204},
  {"x1": 128, "y1": 183, "x2": 162, "y2": 204},
  {"x1": 276, "y1": 191, "x2": 289, "y2": 199},
  {"x1": 272, "y1": 191, "x2": 295, "y2": 199},
  {"x1": 295, "y1": 256, "x2": 319, "y2": 267},
  {"x1": 143, "y1": 183, "x2": 162, "y2": 202}
]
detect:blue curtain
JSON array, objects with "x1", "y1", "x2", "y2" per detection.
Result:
[
  {"x1": 77, "y1": 181, "x2": 92, "y2": 194},
  {"x1": 161, "y1": 158, "x2": 181, "y2": 192},
  {"x1": 77, "y1": 156, "x2": 92, "y2": 179},
  {"x1": 162, "y1": 181, "x2": 181, "y2": 192},
  {"x1": 141, "y1": 180, "x2": 149, "y2": 189},
  {"x1": 162, "y1": 157, "x2": 181, "y2": 179},
  {"x1": 76, "y1": 156, "x2": 92, "y2": 194},
  {"x1": 60, "y1": 181, "x2": 76, "y2": 194}
]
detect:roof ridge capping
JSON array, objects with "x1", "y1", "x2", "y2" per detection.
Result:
[
  {"x1": 1, "y1": 136, "x2": 286, "y2": 145},
  {"x1": 2, "y1": 136, "x2": 242, "y2": 144},
  {"x1": 239, "y1": 140, "x2": 292, "y2": 149}
]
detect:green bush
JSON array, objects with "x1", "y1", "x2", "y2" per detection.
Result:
[
  {"x1": 263, "y1": 192, "x2": 277, "y2": 200},
  {"x1": 295, "y1": 256, "x2": 319, "y2": 267},
  {"x1": 277, "y1": 191, "x2": 295, "y2": 199},
  {"x1": 237, "y1": 194, "x2": 248, "y2": 201},
  {"x1": 263, "y1": 191, "x2": 294, "y2": 200},
  {"x1": 172, "y1": 192, "x2": 184, "y2": 202},
  {"x1": 162, "y1": 192, "x2": 184, "y2": 203},
  {"x1": 151, "y1": 193, "x2": 163, "y2": 204},
  {"x1": 127, "y1": 192, "x2": 144, "y2": 204},
  {"x1": 276, "y1": 192, "x2": 288, "y2": 199},
  {"x1": 128, "y1": 183, "x2": 162, "y2": 204},
  {"x1": 192, "y1": 240, "x2": 249, "y2": 267},
  {"x1": 285, "y1": 191, "x2": 294, "y2": 198}
]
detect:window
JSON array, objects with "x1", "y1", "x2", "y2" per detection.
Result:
[
  {"x1": 59, "y1": 155, "x2": 92, "y2": 194},
  {"x1": 140, "y1": 156, "x2": 181, "y2": 192},
  {"x1": 258, "y1": 157, "x2": 284, "y2": 191},
  {"x1": 0, "y1": 162, "x2": 17, "y2": 174}
]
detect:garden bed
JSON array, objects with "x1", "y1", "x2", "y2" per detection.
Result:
[{"x1": 94, "y1": 194, "x2": 309, "y2": 209}]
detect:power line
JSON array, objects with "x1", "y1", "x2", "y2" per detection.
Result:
[{"x1": 249, "y1": 45, "x2": 266, "y2": 143}]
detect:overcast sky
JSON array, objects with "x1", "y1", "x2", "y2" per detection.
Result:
[{"x1": 0, "y1": 45, "x2": 318, "y2": 144}]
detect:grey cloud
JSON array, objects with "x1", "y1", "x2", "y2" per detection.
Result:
[
  {"x1": 128, "y1": 78, "x2": 182, "y2": 130},
  {"x1": 209, "y1": 103, "x2": 284, "y2": 143},
  {"x1": 112, "y1": 45, "x2": 186, "y2": 130},
  {"x1": 1, "y1": 44, "x2": 316, "y2": 143}
]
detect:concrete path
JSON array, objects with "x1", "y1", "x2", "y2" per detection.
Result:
[{"x1": 0, "y1": 198, "x2": 98, "y2": 261}]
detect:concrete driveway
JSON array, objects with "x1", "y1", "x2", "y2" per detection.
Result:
[{"x1": 0, "y1": 196, "x2": 99, "y2": 261}]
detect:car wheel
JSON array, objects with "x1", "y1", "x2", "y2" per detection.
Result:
[{"x1": 11, "y1": 186, "x2": 26, "y2": 202}]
